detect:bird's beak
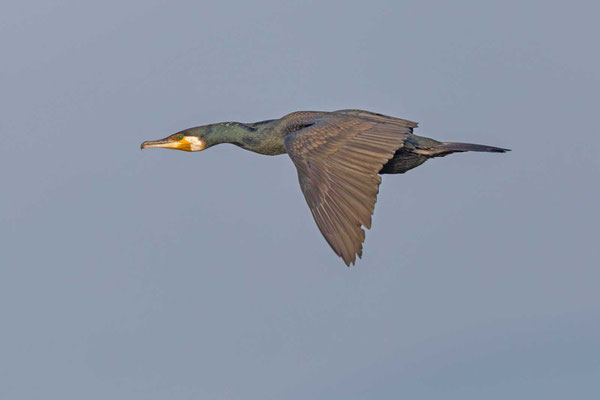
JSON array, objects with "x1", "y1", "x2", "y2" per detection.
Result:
[
  {"x1": 141, "y1": 138, "x2": 166, "y2": 150},
  {"x1": 141, "y1": 137, "x2": 196, "y2": 152}
]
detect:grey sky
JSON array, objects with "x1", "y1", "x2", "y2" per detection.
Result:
[{"x1": 1, "y1": 0, "x2": 599, "y2": 398}]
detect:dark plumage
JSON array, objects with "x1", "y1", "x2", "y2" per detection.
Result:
[{"x1": 141, "y1": 109, "x2": 509, "y2": 266}]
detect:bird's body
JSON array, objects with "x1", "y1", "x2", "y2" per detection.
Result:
[{"x1": 142, "y1": 109, "x2": 509, "y2": 265}]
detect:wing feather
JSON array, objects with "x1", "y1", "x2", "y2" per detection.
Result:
[{"x1": 284, "y1": 114, "x2": 411, "y2": 265}]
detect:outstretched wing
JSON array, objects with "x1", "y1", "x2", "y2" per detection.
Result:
[{"x1": 284, "y1": 115, "x2": 410, "y2": 265}]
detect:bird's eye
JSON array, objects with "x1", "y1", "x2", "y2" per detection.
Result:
[{"x1": 177, "y1": 135, "x2": 184, "y2": 140}]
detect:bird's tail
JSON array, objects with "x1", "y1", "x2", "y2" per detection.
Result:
[{"x1": 417, "y1": 142, "x2": 510, "y2": 157}]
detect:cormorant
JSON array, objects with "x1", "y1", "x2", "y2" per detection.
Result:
[{"x1": 141, "y1": 109, "x2": 509, "y2": 266}]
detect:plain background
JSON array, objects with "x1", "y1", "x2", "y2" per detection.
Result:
[{"x1": 1, "y1": 1, "x2": 599, "y2": 398}]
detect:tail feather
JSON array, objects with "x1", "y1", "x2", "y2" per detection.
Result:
[{"x1": 421, "y1": 142, "x2": 510, "y2": 157}]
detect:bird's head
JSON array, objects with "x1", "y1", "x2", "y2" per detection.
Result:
[{"x1": 140, "y1": 126, "x2": 209, "y2": 152}]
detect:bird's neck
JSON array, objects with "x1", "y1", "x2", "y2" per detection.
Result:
[{"x1": 204, "y1": 120, "x2": 283, "y2": 155}]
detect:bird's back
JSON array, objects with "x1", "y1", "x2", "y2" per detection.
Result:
[{"x1": 275, "y1": 109, "x2": 417, "y2": 140}]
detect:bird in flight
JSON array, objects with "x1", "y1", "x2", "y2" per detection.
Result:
[{"x1": 141, "y1": 109, "x2": 509, "y2": 266}]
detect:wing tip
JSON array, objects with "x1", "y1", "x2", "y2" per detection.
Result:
[{"x1": 343, "y1": 246, "x2": 363, "y2": 267}]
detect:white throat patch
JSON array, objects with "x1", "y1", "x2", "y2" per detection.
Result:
[{"x1": 185, "y1": 136, "x2": 206, "y2": 151}]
